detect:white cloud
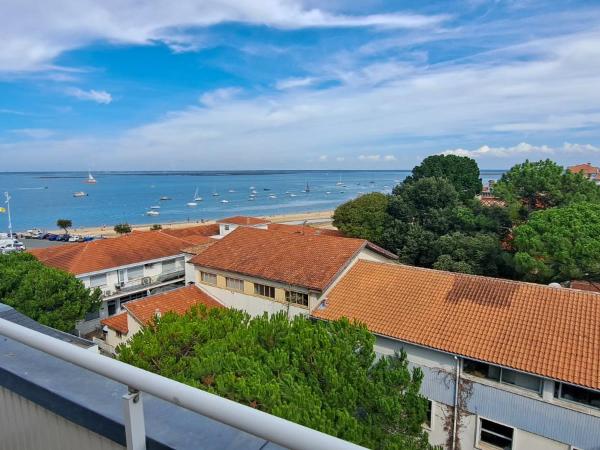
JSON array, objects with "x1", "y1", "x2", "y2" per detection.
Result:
[
  {"x1": 384, "y1": 155, "x2": 397, "y2": 161},
  {"x1": 318, "y1": 155, "x2": 328, "y2": 161},
  {"x1": 276, "y1": 77, "x2": 318, "y2": 90},
  {"x1": 0, "y1": 1, "x2": 447, "y2": 72},
  {"x1": 10, "y1": 128, "x2": 55, "y2": 139},
  {"x1": 199, "y1": 87, "x2": 241, "y2": 107},
  {"x1": 66, "y1": 88, "x2": 112, "y2": 104},
  {"x1": 442, "y1": 142, "x2": 600, "y2": 158},
  {"x1": 336, "y1": 156, "x2": 345, "y2": 161},
  {"x1": 358, "y1": 154, "x2": 381, "y2": 161}
]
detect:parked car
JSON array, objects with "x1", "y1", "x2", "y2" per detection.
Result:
[
  {"x1": 82, "y1": 236, "x2": 94, "y2": 242},
  {"x1": 47, "y1": 234, "x2": 59, "y2": 241},
  {"x1": 0, "y1": 239, "x2": 25, "y2": 254},
  {"x1": 57, "y1": 234, "x2": 71, "y2": 242}
]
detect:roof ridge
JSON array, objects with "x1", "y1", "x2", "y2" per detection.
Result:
[{"x1": 356, "y1": 259, "x2": 600, "y2": 300}]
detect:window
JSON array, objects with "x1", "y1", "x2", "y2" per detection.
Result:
[
  {"x1": 226, "y1": 277, "x2": 244, "y2": 291},
  {"x1": 285, "y1": 290, "x2": 309, "y2": 307},
  {"x1": 479, "y1": 418, "x2": 513, "y2": 449},
  {"x1": 463, "y1": 359, "x2": 541, "y2": 393},
  {"x1": 127, "y1": 265, "x2": 144, "y2": 280},
  {"x1": 254, "y1": 283, "x2": 275, "y2": 298},
  {"x1": 107, "y1": 300, "x2": 117, "y2": 316},
  {"x1": 224, "y1": 224, "x2": 230, "y2": 231},
  {"x1": 201, "y1": 271, "x2": 217, "y2": 285},
  {"x1": 89, "y1": 273, "x2": 107, "y2": 288},
  {"x1": 423, "y1": 400, "x2": 433, "y2": 429},
  {"x1": 555, "y1": 383, "x2": 600, "y2": 409}
]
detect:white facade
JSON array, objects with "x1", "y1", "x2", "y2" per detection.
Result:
[
  {"x1": 374, "y1": 335, "x2": 600, "y2": 450},
  {"x1": 217, "y1": 221, "x2": 268, "y2": 237}
]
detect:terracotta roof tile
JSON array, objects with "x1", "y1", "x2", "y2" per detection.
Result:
[
  {"x1": 190, "y1": 227, "x2": 373, "y2": 290},
  {"x1": 568, "y1": 163, "x2": 600, "y2": 175},
  {"x1": 312, "y1": 260, "x2": 600, "y2": 391},
  {"x1": 125, "y1": 285, "x2": 222, "y2": 326},
  {"x1": 161, "y1": 224, "x2": 219, "y2": 238},
  {"x1": 217, "y1": 216, "x2": 270, "y2": 225},
  {"x1": 570, "y1": 280, "x2": 600, "y2": 293},
  {"x1": 29, "y1": 230, "x2": 200, "y2": 275},
  {"x1": 268, "y1": 223, "x2": 345, "y2": 237},
  {"x1": 101, "y1": 313, "x2": 128, "y2": 334}
]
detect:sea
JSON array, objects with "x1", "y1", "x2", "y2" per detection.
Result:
[{"x1": 0, "y1": 170, "x2": 506, "y2": 232}]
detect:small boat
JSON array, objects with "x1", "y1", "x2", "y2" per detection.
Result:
[
  {"x1": 248, "y1": 197, "x2": 255, "y2": 201},
  {"x1": 302, "y1": 182, "x2": 310, "y2": 193},
  {"x1": 187, "y1": 201, "x2": 197, "y2": 207},
  {"x1": 325, "y1": 191, "x2": 331, "y2": 195},
  {"x1": 85, "y1": 170, "x2": 97, "y2": 184},
  {"x1": 146, "y1": 210, "x2": 160, "y2": 216},
  {"x1": 159, "y1": 196, "x2": 171, "y2": 201},
  {"x1": 73, "y1": 191, "x2": 87, "y2": 197},
  {"x1": 268, "y1": 194, "x2": 277, "y2": 199},
  {"x1": 193, "y1": 187, "x2": 203, "y2": 202},
  {"x1": 263, "y1": 188, "x2": 271, "y2": 191},
  {"x1": 212, "y1": 192, "x2": 220, "y2": 197},
  {"x1": 228, "y1": 189, "x2": 235, "y2": 193},
  {"x1": 250, "y1": 189, "x2": 258, "y2": 194},
  {"x1": 290, "y1": 193, "x2": 297, "y2": 197},
  {"x1": 339, "y1": 191, "x2": 345, "y2": 194},
  {"x1": 249, "y1": 186, "x2": 255, "y2": 189},
  {"x1": 150, "y1": 205, "x2": 161, "y2": 210},
  {"x1": 220, "y1": 199, "x2": 229, "y2": 203},
  {"x1": 336, "y1": 175, "x2": 343, "y2": 186}
]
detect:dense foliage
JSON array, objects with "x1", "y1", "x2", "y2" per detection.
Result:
[
  {"x1": 150, "y1": 224, "x2": 162, "y2": 230},
  {"x1": 493, "y1": 159, "x2": 600, "y2": 221},
  {"x1": 513, "y1": 202, "x2": 600, "y2": 283},
  {"x1": 334, "y1": 155, "x2": 600, "y2": 283},
  {"x1": 0, "y1": 253, "x2": 101, "y2": 332},
  {"x1": 114, "y1": 223, "x2": 132, "y2": 234},
  {"x1": 56, "y1": 218, "x2": 72, "y2": 234},
  {"x1": 332, "y1": 192, "x2": 388, "y2": 245},
  {"x1": 118, "y1": 307, "x2": 430, "y2": 449},
  {"x1": 405, "y1": 154, "x2": 482, "y2": 201}
]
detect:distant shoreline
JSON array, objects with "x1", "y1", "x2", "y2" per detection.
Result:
[{"x1": 40, "y1": 210, "x2": 335, "y2": 238}]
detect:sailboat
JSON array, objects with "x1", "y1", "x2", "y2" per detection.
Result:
[
  {"x1": 336, "y1": 175, "x2": 343, "y2": 186},
  {"x1": 194, "y1": 187, "x2": 203, "y2": 202},
  {"x1": 85, "y1": 170, "x2": 97, "y2": 184},
  {"x1": 302, "y1": 182, "x2": 310, "y2": 193},
  {"x1": 187, "y1": 188, "x2": 199, "y2": 207}
]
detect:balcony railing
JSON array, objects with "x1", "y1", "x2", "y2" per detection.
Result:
[
  {"x1": 0, "y1": 317, "x2": 366, "y2": 450},
  {"x1": 112, "y1": 270, "x2": 185, "y2": 295}
]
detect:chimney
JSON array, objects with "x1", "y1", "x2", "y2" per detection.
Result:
[{"x1": 154, "y1": 308, "x2": 162, "y2": 319}]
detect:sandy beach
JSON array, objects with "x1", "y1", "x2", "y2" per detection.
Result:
[{"x1": 48, "y1": 210, "x2": 335, "y2": 238}]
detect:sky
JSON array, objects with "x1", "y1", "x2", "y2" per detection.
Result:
[{"x1": 1, "y1": 0, "x2": 600, "y2": 171}]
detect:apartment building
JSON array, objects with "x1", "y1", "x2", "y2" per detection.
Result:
[
  {"x1": 312, "y1": 260, "x2": 600, "y2": 450},
  {"x1": 187, "y1": 226, "x2": 397, "y2": 317},
  {"x1": 29, "y1": 226, "x2": 217, "y2": 335}
]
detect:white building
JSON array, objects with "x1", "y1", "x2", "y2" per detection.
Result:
[{"x1": 312, "y1": 259, "x2": 600, "y2": 450}]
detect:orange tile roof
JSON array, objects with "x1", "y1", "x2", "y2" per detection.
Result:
[
  {"x1": 268, "y1": 223, "x2": 345, "y2": 237},
  {"x1": 190, "y1": 227, "x2": 382, "y2": 290},
  {"x1": 217, "y1": 216, "x2": 270, "y2": 225},
  {"x1": 29, "y1": 230, "x2": 198, "y2": 275},
  {"x1": 101, "y1": 313, "x2": 129, "y2": 334},
  {"x1": 312, "y1": 260, "x2": 600, "y2": 391},
  {"x1": 160, "y1": 224, "x2": 219, "y2": 238},
  {"x1": 125, "y1": 285, "x2": 222, "y2": 326},
  {"x1": 568, "y1": 163, "x2": 600, "y2": 175},
  {"x1": 479, "y1": 196, "x2": 507, "y2": 207}
]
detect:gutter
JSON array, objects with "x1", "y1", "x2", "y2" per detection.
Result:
[{"x1": 452, "y1": 356, "x2": 460, "y2": 450}]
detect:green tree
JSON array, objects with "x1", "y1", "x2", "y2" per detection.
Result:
[
  {"x1": 56, "y1": 219, "x2": 72, "y2": 235},
  {"x1": 512, "y1": 202, "x2": 600, "y2": 283},
  {"x1": 150, "y1": 224, "x2": 162, "y2": 231},
  {"x1": 114, "y1": 223, "x2": 132, "y2": 234},
  {"x1": 118, "y1": 307, "x2": 430, "y2": 450},
  {"x1": 0, "y1": 253, "x2": 101, "y2": 332},
  {"x1": 493, "y1": 159, "x2": 600, "y2": 220},
  {"x1": 405, "y1": 154, "x2": 482, "y2": 201},
  {"x1": 333, "y1": 192, "x2": 389, "y2": 245},
  {"x1": 433, "y1": 232, "x2": 503, "y2": 276}
]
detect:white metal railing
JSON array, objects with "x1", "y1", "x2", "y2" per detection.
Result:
[{"x1": 0, "y1": 318, "x2": 366, "y2": 450}]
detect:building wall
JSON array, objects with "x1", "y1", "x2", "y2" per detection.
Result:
[
  {"x1": 0, "y1": 385, "x2": 124, "y2": 450},
  {"x1": 374, "y1": 335, "x2": 600, "y2": 450},
  {"x1": 196, "y1": 270, "x2": 313, "y2": 318}
]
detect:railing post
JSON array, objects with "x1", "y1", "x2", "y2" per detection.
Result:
[{"x1": 123, "y1": 387, "x2": 146, "y2": 450}]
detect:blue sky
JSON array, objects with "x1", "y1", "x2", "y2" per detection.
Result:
[{"x1": 1, "y1": 0, "x2": 600, "y2": 170}]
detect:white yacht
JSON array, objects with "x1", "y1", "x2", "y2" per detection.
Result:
[
  {"x1": 85, "y1": 171, "x2": 97, "y2": 184},
  {"x1": 146, "y1": 210, "x2": 160, "y2": 216},
  {"x1": 73, "y1": 191, "x2": 87, "y2": 197}
]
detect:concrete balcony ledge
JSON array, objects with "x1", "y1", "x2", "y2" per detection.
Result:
[{"x1": 0, "y1": 333, "x2": 283, "y2": 450}]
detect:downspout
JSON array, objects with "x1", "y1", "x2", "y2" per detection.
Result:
[{"x1": 452, "y1": 356, "x2": 460, "y2": 450}]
